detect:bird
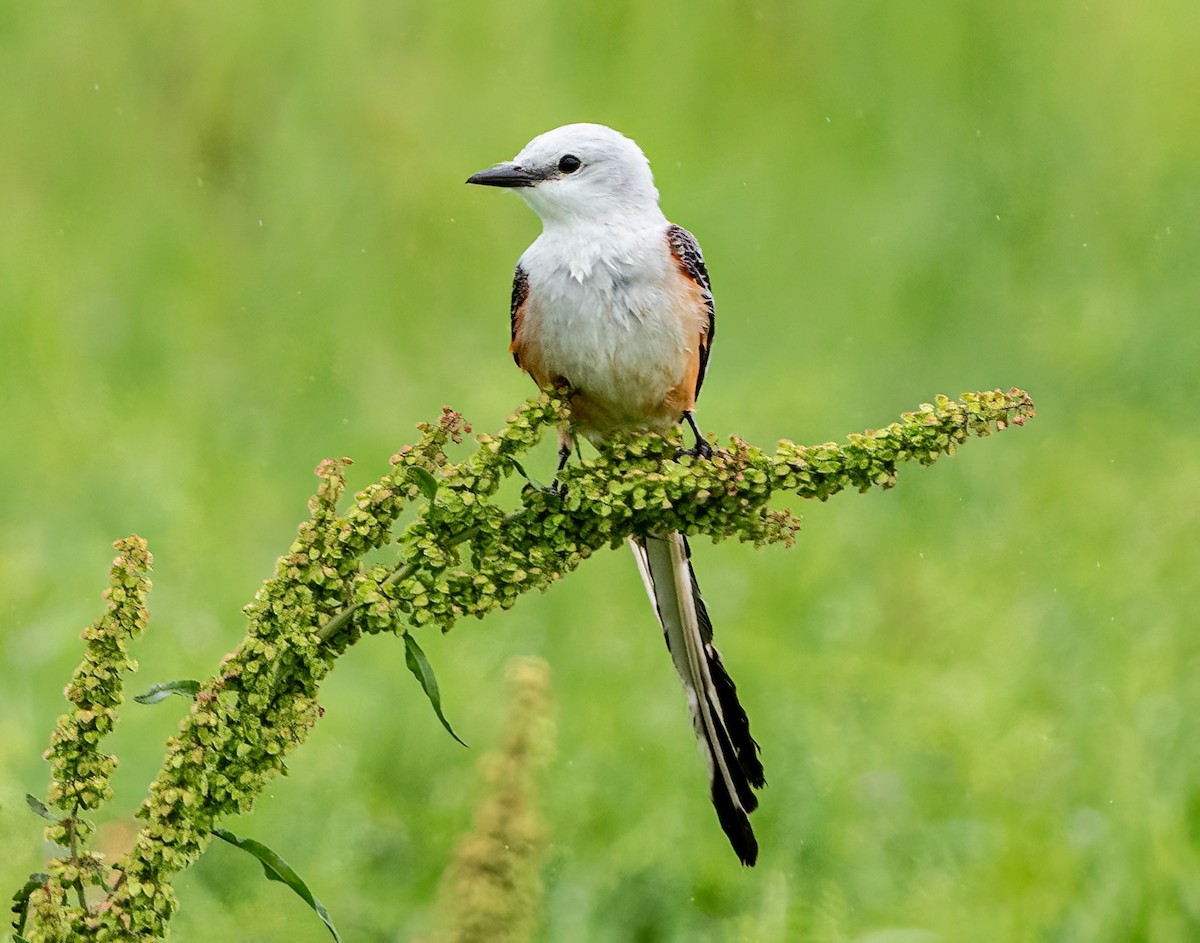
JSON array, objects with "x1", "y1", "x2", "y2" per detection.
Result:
[{"x1": 467, "y1": 123, "x2": 765, "y2": 865}]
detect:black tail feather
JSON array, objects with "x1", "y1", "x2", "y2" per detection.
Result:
[
  {"x1": 684, "y1": 540, "x2": 766, "y2": 791},
  {"x1": 709, "y1": 743, "x2": 760, "y2": 866}
]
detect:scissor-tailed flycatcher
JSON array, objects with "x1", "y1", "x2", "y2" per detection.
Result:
[{"x1": 468, "y1": 123, "x2": 765, "y2": 865}]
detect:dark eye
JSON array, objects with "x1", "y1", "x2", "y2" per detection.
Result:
[{"x1": 558, "y1": 154, "x2": 582, "y2": 174}]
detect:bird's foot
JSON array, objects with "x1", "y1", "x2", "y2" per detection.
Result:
[
  {"x1": 522, "y1": 478, "x2": 568, "y2": 500},
  {"x1": 676, "y1": 439, "x2": 714, "y2": 461},
  {"x1": 679, "y1": 411, "x2": 713, "y2": 461}
]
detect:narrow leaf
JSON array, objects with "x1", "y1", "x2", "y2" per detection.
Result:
[
  {"x1": 402, "y1": 632, "x2": 468, "y2": 747},
  {"x1": 504, "y1": 456, "x2": 530, "y2": 481},
  {"x1": 409, "y1": 466, "x2": 439, "y2": 502},
  {"x1": 211, "y1": 828, "x2": 342, "y2": 943},
  {"x1": 25, "y1": 795, "x2": 58, "y2": 821},
  {"x1": 134, "y1": 679, "x2": 201, "y2": 704}
]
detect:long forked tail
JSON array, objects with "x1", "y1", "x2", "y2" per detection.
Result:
[{"x1": 629, "y1": 532, "x2": 765, "y2": 865}]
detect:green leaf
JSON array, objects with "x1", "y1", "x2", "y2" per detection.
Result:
[
  {"x1": 211, "y1": 828, "x2": 342, "y2": 943},
  {"x1": 504, "y1": 456, "x2": 531, "y2": 481},
  {"x1": 409, "y1": 466, "x2": 439, "y2": 502},
  {"x1": 402, "y1": 631, "x2": 468, "y2": 747},
  {"x1": 133, "y1": 679, "x2": 201, "y2": 704},
  {"x1": 25, "y1": 795, "x2": 57, "y2": 821},
  {"x1": 11, "y1": 872, "x2": 49, "y2": 937}
]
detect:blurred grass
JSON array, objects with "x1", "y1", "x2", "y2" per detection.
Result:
[{"x1": 2, "y1": 1, "x2": 1198, "y2": 940}]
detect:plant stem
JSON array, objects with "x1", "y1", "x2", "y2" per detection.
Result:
[{"x1": 67, "y1": 811, "x2": 87, "y2": 910}]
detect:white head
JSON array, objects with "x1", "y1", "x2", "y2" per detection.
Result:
[{"x1": 467, "y1": 123, "x2": 663, "y2": 227}]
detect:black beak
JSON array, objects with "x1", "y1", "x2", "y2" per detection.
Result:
[{"x1": 466, "y1": 162, "x2": 539, "y2": 188}]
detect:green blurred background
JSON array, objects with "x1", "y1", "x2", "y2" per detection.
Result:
[{"x1": 2, "y1": 2, "x2": 1197, "y2": 940}]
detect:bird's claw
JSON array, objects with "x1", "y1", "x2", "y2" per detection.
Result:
[{"x1": 677, "y1": 440, "x2": 714, "y2": 461}]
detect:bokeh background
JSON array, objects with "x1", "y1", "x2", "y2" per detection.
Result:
[{"x1": 2, "y1": 2, "x2": 1197, "y2": 940}]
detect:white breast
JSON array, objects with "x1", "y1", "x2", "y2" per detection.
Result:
[{"x1": 519, "y1": 221, "x2": 691, "y2": 434}]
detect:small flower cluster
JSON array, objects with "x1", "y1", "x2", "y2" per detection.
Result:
[
  {"x1": 23, "y1": 536, "x2": 152, "y2": 942},
  {"x1": 335, "y1": 388, "x2": 1035, "y2": 640},
  {"x1": 20, "y1": 411, "x2": 477, "y2": 941},
  {"x1": 16, "y1": 388, "x2": 1033, "y2": 941},
  {"x1": 98, "y1": 408, "x2": 475, "y2": 939},
  {"x1": 46, "y1": 536, "x2": 152, "y2": 816},
  {"x1": 773, "y1": 388, "x2": 1036, "y2": 498},
  {"x1": 343, "y1": 395, "x2": 567, "y2": 636}
]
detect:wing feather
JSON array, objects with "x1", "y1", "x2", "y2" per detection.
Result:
[
  {"x1": 666, "y1": 225, "x2": 715, "y2": 400},
  {"x1": 509, "y1": 263, "x2": 530, "y2": 369}
]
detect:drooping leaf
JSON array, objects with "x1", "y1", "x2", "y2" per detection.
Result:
[
  {"x1": 133, "y1": 679, "x2": 201, "y2": 704},
  {"x1": 211, "y1": 828, "x2": 342, "y2": 943},
  {"x1": 409, "y1": 466, "x2": 440, "y2": 502},
  {"x1": 402, "y1": 631, "x2": 468, "y2": 747},
  {"x1": 25, "y1": 795, "x2": 57, "y2": 821},
  {"x1": 504, "y1": 456, "x2": 531, "y2": 481}
]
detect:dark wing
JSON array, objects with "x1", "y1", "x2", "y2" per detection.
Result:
[
  {"x1": 666, "y1": 225, "x2": 715, "y2": 399},
  {"x1": 509, "y1": 263, "x2": 530, "y2": 369}
]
